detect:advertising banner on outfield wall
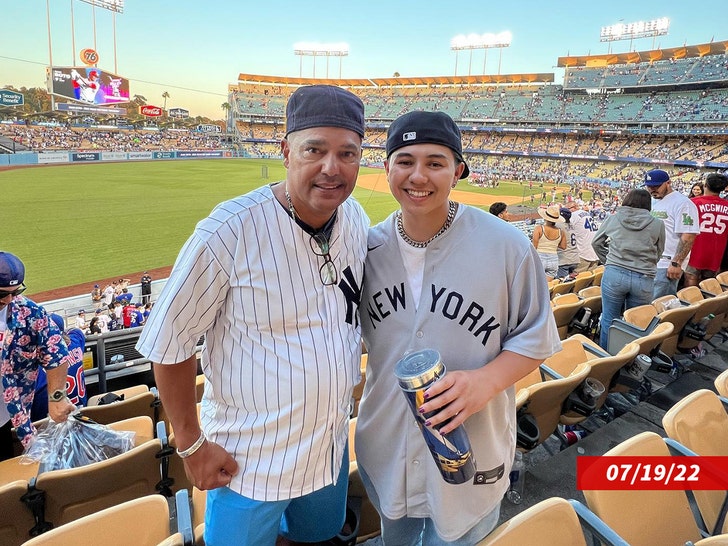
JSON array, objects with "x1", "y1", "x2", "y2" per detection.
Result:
[
  {"x1": 48, "y1": 66, "x2": 130, "y2": 105},
  {"x1": 177, "y1": 151, "x2": 225, "y2": 158},
  {"x1": 38, "y1": 151, "x2": 70, "y2": 164},
  {"x1": 128, "y1": 151, "x2": 154, "y2": 160},
  {"x1": 72, "y1": 152, "x2": 101, "y2": 161},
  {"x1": 153, "y1": 151, "x2": 175, "y2": 159},
  {"x1": 101, "y1": 152, "x2": 128, "y2": 161}
]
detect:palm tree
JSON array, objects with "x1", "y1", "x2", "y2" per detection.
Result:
[{"x1": 162, "y1": 91, "x2": 170, "y2": 111}]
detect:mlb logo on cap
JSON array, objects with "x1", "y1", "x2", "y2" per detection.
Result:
[
  {"x1": 644, "y1": 169, "x2": 670, "y2": 187},
  {"x1": 0, "y1": 252, "x2": 25, "y2": 288},
  {"x1": 403, "y1": 131, "x2": 416, "y2": 142}
]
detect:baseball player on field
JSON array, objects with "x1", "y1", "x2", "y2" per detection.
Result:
[
  {"x1": 136, "y1": 85, "x2": 369, "y2": 545},
  {"x1": 356, "y1": 111, "x2": 561, "y2": 545}
]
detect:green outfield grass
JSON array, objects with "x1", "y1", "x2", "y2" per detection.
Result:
[{"x1": 4, "y1": 159, "x2": 576, "y2": 294}]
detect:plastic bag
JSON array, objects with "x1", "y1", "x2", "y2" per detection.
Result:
[{"x1": 21, "y1": 412, "x2": 135, "y2": 473}]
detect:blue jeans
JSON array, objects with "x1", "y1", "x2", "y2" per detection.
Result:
[
  {"x1": 600, "y1": 265, "x2": 654, "y2": 350},
  {"x1": 653, "y1": 267, "x2": 679, "y2": 300},
  {"x1": 357, "y1": 464, "x2": 500, "y2": 546}
]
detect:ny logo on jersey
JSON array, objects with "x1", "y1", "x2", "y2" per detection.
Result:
[
  {"x1": 337, "y1": 265, "x2": 362, "y2": 327},
  {"x1": 681, "y1": 213, "x2": 694, "y2": 226}
]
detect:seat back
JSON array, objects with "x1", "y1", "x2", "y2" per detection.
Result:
[
  {"x1": 34, "y1": 438, "x2": 164, "y2": 527},
  {"x1": 700, "y1": 278, "x2": 726, "y2": 296},
  {"x1": 476, "y1": 497, "x2": 589, "y2": 546},
  {"x1": 551, "y1": 279, "x2": 577, "y2": 297},
  {"x1": 0, "y1": 480, "x2": 37, "y2": 546},
  {"x1": 716, "y1": 369, "x2": 728, "y2": 399},
  {"x1": 516, "y1": 361, "x2": 591, "y2": 447},
  {"x1": 677, "y1": 287, "x2": 726, "y2": 343},
  {"x1": 651, "y1": 299, "x2": 698, "y2": 357},
  {"x1": 572, "y1": 271, "x2": 595, "y2": 293},
  {"x1": 715, "y1": 271, "x2": 728, "y2": 288},
  {"x1": 591, "y1": 266, "x2": 604, "y2": 286},
  {"x1": 622, "y1": 304, "x2": 658, "y2": 330},
  {"x1": 585, "y1": 342, "x2": 640, "y2": 409},
  {"x1": 20, "y1": 494, "x2": 174, "y2": 546},
  {"x1": 80, "y1": 391, "x2": 157, "y2": 425},
  {"x1": 551, "y1": 294, "x2": 584, "y2": 340},
  {"x1": 662, "y1": 389, "x2": 728, "y2": 533},
  {"x1": 578, "y1": 285, "x2": 602, "y2": 317},
  {"x1": 628, "y1": 321, "x2": 674, "y2": 357},
  {"x1": 87, "y1": 384, "x2": 150, "y2": 406},
  {"x1": 583, "y1": 431, "x2": 703, "y2": 546}
]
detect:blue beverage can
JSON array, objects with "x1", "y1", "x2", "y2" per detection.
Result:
[{"x1": 394, "y1": 349, "x2": 476, "y2": 484}]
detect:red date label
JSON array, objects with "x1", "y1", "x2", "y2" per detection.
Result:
[{"x1": 577, "y1": 456, "x2": 728, "y2": 490}]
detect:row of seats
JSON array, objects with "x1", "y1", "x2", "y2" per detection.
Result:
[
  {"x1": 477, "y1": 375, "x2": 728, "y2": 545},
  {"x1": 549, "y1": 267, "x2": 604, "y2": 299}
]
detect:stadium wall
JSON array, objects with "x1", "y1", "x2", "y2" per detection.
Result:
[{"x1": 0, "y1": 149, "x2": 243, "y2": 167}]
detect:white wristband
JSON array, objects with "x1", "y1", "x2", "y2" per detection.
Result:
[{"x1": 176, "y1": 431, "x2": 206, "y2": 459}]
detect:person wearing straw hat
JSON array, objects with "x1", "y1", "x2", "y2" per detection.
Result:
[{"x1": 532, "y1": 205, "x2": 567, "y2": 280}]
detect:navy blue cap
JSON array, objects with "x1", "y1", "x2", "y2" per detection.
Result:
[
  {"x1": 49, "y1": 313, "x2": 65, "y2": 332},
  {"x1": 386, "y1": 111, "x2": 470, "y2": 179},
  {"x1": 644, "y1": 169, "x2": 670, "y2": 187},
  {"x1": 0, "y1": 252, "x2": 24, "y2": 288},
  {"x1": 285, "y1": 85, "x2": 365, "y2": 138}
]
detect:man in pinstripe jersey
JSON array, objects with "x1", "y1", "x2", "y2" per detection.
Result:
[{"x1": 137, "y1": 85, "x2": 368, "y2": 545}]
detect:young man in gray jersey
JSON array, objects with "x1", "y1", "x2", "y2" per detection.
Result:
[{"x1": 137, "y1": 85, "x2": 368, "y2": 545}]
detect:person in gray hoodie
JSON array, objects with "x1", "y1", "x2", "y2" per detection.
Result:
[{"x1": 592, "y1": 189, "x2": 666, "y2": 349}]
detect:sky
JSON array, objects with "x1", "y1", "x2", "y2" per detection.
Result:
[{"x1": 2, "y1": 0, "x2": 727, "y2": 120}]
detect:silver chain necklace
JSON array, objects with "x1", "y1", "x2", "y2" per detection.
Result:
[
  {"x1": 284, "y1": 186, "x2": 297, "y2": 221},
  {"x1": 396, "y1": 201, "x2": 458, "y2": 248}
]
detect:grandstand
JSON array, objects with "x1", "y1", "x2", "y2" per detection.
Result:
[{"x1": 227, "y1": 39, "x2": 728, "y2": 190}]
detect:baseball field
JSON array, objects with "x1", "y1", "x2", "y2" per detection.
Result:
[{"x1": 4, "y1": 158, "x2": 566, "y2": 296}]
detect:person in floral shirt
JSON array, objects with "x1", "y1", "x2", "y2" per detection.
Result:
[{"x1": 0, "y1": 252, "x2": 76, "y2": 460}]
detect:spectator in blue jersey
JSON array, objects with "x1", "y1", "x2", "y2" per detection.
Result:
[
  {"x1": 115, "y1": 287, "x2": 133, "y2": 305},
  {"x1": 32, "y1": 313, "x2": 88, "y2": 421},
  {"x1": 0, "y1": 252, "x2": 76, "y2": 459}
]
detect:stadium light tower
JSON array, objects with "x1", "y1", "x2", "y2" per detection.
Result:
[
  {"x1": 77, "y1": 0, "x2": 125, "y2": 73},
  {"x1": 600, "y1": 17, "x2": 669, "y2": 53},
  {"x1": 293, "y1": 42, "x2": 349, "y2": 79},
  {"x1": 451, "y1": 31, "x2": 512, "y2": 76}
]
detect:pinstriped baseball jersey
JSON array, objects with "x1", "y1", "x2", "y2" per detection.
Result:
[
  {"x1": 356, "y1": 206, "x2": 561, "y2": 540},
  {"x1": 136, "y1": 184, "x2": 368, "y2": 501}
]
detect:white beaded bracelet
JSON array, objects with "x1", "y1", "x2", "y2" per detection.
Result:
[{"x1": 176, "y1": 431, "x2": 206, "y2": 459}]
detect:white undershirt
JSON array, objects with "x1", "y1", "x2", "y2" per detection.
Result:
[
  {"x1": 396, "y1": 206, "x2": 463, "y2": 310},
  {"x1": 0, "y1": 306, "x2": 11, "y2": 426}
]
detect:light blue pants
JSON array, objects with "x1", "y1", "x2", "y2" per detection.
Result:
[{"x1": 652, "y1": 267, "x2": 679, "y2": 300}]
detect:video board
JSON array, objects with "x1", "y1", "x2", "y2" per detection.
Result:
[{"x1": 48, "y1": 66, "x2": 130, "y2": 105}]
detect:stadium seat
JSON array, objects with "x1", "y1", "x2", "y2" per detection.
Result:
[
  {"x1": 676, "y1": 286, "x2": 726, "y2": 347},
  {"x1": 19, "y1": 494, "x2": 186, "y2": 546},
  {"x1": 700, "y1": 278, "x2": 727, "y2": 296},
  {"x1": 0, "y1": 415, "x2": 154, "y2": 489},
  {"x1": 551, "y1": 279, "x2": 577, "y2": 297},
  {"x1": 476, "y1": 497, "x2": 629, "y2": 546},
  {"x1": 591, "y1": 266, "x2": 604, "y2": 287},
  {"x1": 662, "y1": 389, "x2": 728, "y2": 535},
  {"x1": 583, "y1": 431, "x2": 709, "y2": 546},
  {"x1": 25, "y1": 437, "x2": 169, "y2": 531},
  {"x1": 716, "y1": 271, "x2": 728, "y2": 289},
  {"x1": 563, "y1": 336, "x2": 640, "y2": 412},
  {"x1": 577, "y1": 285, "x2": 602, "y2": 316},
  {"x1": 79, "y1": 390, "x2": 158, "y2": 426},
  {"x1": 716, "y1": 369, "x2": 728, "y2": 399},
  {"x1": 623, "y1": 299, "x2": 697, "y2": 358},
  {"x1": 348, "y1": 461, "x2": 382, "y2": 543},
  {"x1": 515, "y1": 359, "x2": 591, "y2": 450},
  {"x1": 0, "y1": 480, "x2": 38, "y2": 546},
  {"x1": 551, "y1": 293, "x2": 585, "y2": 339},
  {"x1": 571, "y1": 271, "x2": 595, "y2": 293},
  {"x1": 191, "y1": 487, "x2": 206, "y2": 545},
  {"x1": 86, "y1": 384, "x2": 150, "y2": 406}
]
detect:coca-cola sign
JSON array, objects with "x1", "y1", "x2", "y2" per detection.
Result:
[{"x1": 140, "y1": 105, "x2": 163, "y2": 117}]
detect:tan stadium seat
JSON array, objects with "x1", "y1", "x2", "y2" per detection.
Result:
[
  {"x1": 676, "y1": 286, "x2": 726, "y2": 347},
  {"x1": 551, "y1": 293, "x2": 585, "y2": 340},
  {"x1": 0, "y1": 480, "x2": 38, "y2": 546},
  {"x1": 476, "y1": 497, "x2": 628, "y2": 546},
  {"x1": 623, "y1": 299, "x2": 697, "y2": 358},
  {"x1": 20, "y1": 494, "x2": 183, "y2": 546},
  {"x1": 662, "y1": 389, "x2": 728, "y2": 535},
  {"x1": 86, "y1": 384, "x2": 150, "y2": 406},
  {"x1": 578, "y1": 285, "x2": 602, "y2": 317},
  {"x1": 515, "y1": 359, "x2": 591, "y2": 451},
  {"x1": 716, "y1": 271, "x2": 728, "y2": 288},
  {"x1": 29, "y1": 437, "x2": 167, "y2": 530},
  {"x1": 551, "y1": 279, "x2": 577, "y2": 297},
  {"x1": 700, "y1": 278, "x2": 727, "y2": 296},
  {"x1": 80, "y1": 390, "x2": 158, "y2": 426},
  {"x1": 563, "y1": 336, "x2": 640, "y2": 413},
  {"x1": 591, "y1": 265, "x2": 605, "y2": 286},
  {"x1": 571, "y1": 271, "x2": 595, "y2": 293},
  {"x1": 583, "y1": 431, "x2": 709, "y2": 546},
  {"x1": 716, "y1": 369, "x2": 728, "y2": 399}
]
